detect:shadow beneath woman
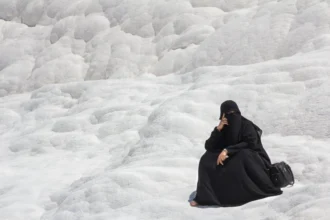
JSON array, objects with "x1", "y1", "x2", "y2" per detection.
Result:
[{"x1": 188, "y1": 191, "x2": 221, "y2": 208}]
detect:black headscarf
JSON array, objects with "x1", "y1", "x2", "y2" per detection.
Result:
[
  {"x1": 219, "y1": 100, "x2": 241, "y2": 120},
  {"x1": 220, "y1": 100, "x2": 242, "y2": 146}
]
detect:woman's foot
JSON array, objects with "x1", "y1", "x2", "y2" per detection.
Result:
[{"x1": 190, "y1": 200, "x2": 199, "y2": 207}]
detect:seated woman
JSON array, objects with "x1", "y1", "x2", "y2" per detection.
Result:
[{"x1": 190, "y1": 100, "x2": 282, "y2": 207}]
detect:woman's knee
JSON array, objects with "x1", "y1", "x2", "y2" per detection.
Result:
[
  {"x1": 200, "y1": 151, "x2": 216, "y2": 160},
  {"x1": 199, "y1": 151, "x2": 217, "y2": 169}
]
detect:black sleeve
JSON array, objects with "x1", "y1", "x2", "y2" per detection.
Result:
[
  {"x1": 205, "y1": 127, "x2": 224, "y2": 152},
  {"x1": 226, "y1": 122, "x2": 258, "y2": 155},
  {"x1": 226, "y1": 142, "x2": 248, "y2": 155}
]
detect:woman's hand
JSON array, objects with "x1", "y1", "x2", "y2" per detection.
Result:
[
  {"x1": 217, "y1": 149, "x2": 229, "y2": 165},
  {"x1": 217, "y1": 114, "x2": 228, "y2": 131}
]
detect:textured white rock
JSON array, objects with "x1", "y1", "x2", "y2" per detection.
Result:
[{"x1": 0, "y1": 0, "x2": 330, "y2": 220}]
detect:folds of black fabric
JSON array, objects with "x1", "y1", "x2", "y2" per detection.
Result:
[{"x1": 194, "y1": 118, "x2": 282, "y2": 206}]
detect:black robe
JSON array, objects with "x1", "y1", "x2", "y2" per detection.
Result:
[{"x1": 193, "y1": 117, "x2": 282, "y2": 206}]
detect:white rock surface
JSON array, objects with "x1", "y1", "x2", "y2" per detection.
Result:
[{"x1": 0, "y1": 0, "x2": 330, "y2": 220}]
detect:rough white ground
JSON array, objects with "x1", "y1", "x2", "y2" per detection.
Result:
[{"x1": 0, "y1": 0, "x2": 330, "y2": 219}]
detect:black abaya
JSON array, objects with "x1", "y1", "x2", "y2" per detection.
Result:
[{"x1": 194, "y1": 117, "x2": 282, "y2": 206}]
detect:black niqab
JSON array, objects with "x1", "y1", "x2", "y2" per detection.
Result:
[
  {"x1": 222, "y1": 113, "x2": 242, "y2": 146},
  {"x1": 219, "y1": 100, "x2": 241, "y2": 120},
  {"x1": 220, "y1": 100, "x2": 242, "y2": 146}
]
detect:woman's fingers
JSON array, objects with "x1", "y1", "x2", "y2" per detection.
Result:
[
  {"x1": 219, "y1": 157, "x2": 224, "y2": 165},
  {"x1": 221, "y1": 118, "x2": 228, "y2": 125},
  {"x1": 220, "y1": 155, "x2": 229, "y2": 163},
  {"x1": 217, "y1": 155, "x2": 221, "y2": 165},
  {"x1": 218, "y1": 154, "x2": 225, "y2": 165},
  {"x1": 218, "y1": 152, "x2": 229, "y2": 166}
]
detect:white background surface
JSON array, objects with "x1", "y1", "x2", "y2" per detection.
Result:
[{"x1": 1, "y1": 0, "x2": 330, "y2": 219}]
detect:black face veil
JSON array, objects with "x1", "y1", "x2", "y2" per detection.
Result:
[{"x1": 220, "y1": 100, "x2": 242, "y2": 146}]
